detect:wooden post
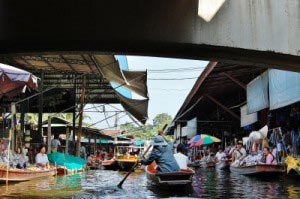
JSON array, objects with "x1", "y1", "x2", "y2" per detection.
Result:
[
  {"x1": 65, "y1": 127, "x2": 69, "y2": 154},
  {"x1": 76, "y1": 76, "x2": 86, "y2": 157},
  {"x1": 47, "y1": 116, "x2": 51, "y2": 153},
  {"x1": 73, "y1": 74, "x2": 76, "y2": 154},
  {"x1": 11, "y1": 103, "x2": 16, "y2": 151},
  {"x1": 94, "y1": 134, "x2": 97, "y2": 154},
  {"x1": 38, "y1": 71, "x2": 44, "y2": 144}
]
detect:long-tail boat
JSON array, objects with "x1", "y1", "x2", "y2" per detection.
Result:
[
  {"x1": 0, "y1": 164, "x2": 56, "y2": 182},
  {"x1": 145, "y1": 162, "x2": 194, "y2": 187},
  {"x1": 230, "y1": 164, "x2": 285, "y2": 176}
]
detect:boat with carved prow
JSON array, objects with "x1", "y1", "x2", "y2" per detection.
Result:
[
  {"x1": 0, "y1": 165, "x2": 56, "y2": 182},
  {"x1": 145, "y1": 162, "x2": 194, "y2": 187},
  {"x1": 230, "y1": 164, "x2": 285, "y2": 176}
]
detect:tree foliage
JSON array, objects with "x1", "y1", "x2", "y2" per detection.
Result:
[{"x1": 121, "y1": 113, "x2": 173, "y2": 140}]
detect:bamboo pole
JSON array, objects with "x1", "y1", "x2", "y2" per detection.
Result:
[
  {"x1": 76, "y1": 76, "x2": 86, "y2": 157},
  {"x1": 6, "y1": 129, "x2": 12, "y2": 186},
  {"x1": 47, "y1": 116, "x2": 51, "y2": 154}
]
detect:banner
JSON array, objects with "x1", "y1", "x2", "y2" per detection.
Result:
[
  {"x1": 247, "y1": 71, "x2": 269, "y2": 114},
  {"x1": 241, "y1": 104, "x2": 258, "y2": 127},
  {"x1": 269, "y1": 69, "x2": 300, "y2": 110}
]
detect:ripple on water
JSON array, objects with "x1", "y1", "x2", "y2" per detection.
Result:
[{"x1": 1, "y1": 168, "x2": 300, "y2": 198}]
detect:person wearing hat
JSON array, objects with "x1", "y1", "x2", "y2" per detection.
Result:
[
  {"x1": 232, "y1": 141, "x2": 246, "y2": 161},
  {"x1": 138, "y1": 135, "x2": 180, "y2": 173}
]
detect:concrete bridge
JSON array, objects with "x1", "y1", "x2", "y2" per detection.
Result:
[{"x1": 0, "y1": 0, "x2": 299, "y2": 70}]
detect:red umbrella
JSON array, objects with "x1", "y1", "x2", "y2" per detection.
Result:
[{"x1": 0, "y1": 63, "x2": 38, "y2": 98}]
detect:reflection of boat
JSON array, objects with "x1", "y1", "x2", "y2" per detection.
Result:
[
  {"x1": 102, "y1": 159, "x2": 119, "y2": 170},
  {"x1": 230, "y1": 164, "x2": 285, "y2": 176},
  {"x1": 0, "y1": 166, "x2": 56, "y2": 182},
  {"x1": 216, "y1": 160, "x2": 230, "y2": 170},
  {"x1": 146, "y1": 162, "x2": 194, "y2": 187}
]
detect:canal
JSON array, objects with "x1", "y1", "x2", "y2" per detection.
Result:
[{"x1": 0, "y1": 168, "x2": 299, "y2": 198}]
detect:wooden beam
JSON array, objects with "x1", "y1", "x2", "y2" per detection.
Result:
[
  {"x1": 222, "y1": 72, "x2": 246, "y2": 90},
  {"x1": 204, "y1": 94, "x2": 240, "y2": 120},
  {"x1": 176, "y1": 61, "x2": 217, "y2": 118}
]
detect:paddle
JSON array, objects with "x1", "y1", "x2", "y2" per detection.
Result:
[{"x1": 117, "y1": 144, "x2": 151, "y2": 189}]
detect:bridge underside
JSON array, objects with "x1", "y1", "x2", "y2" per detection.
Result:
[{"x1": 0, "y1": 0, "x2": 299, "y2": 70}]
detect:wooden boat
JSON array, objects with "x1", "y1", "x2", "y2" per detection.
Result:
[
  {"x1": 230, "y1": 164, "x2": 285, "y2": 176},
  {"x1": 145, "y1": 162, "x2": 194, "y2": 187},
  {"x1": 115, "y1": 155, "x2": 137, "y2": 171},
  {"x1": 187, "y1": 162, "x2": 201, "y2": 168},
  {"x1": 200, "y1": 161, "x2": 215, "y2": 168},
  {"x1": 0, "y1": 166, "x2": 56, "y2": 182},
  {"x1": 56, "y1": 166, "x2": 85, "y2": 175},
  {"x1": 101, "y1": 159, "x2": 119, "y2": 170},
  {"x1": 216, "y1": 160, "x2": 230, "y2": 170}
]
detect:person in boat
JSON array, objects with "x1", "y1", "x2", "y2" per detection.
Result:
[
  {"x1": 12, "y1": 147, "x2": 29, "y2": 169},
  {"x1": 35, "y1": 145, "x2": 50, "y2": 169},
  {"x1": 138, "y1": 134, "x2": 180, "y2": 173},
  {"x1": 216, "y1": 147, "x2": 226, "y2": 161},
  {"x1": 80, "y1": 145, "x2": 87, "y2": 160},
  {"x1": 174, "y1": 143, "x2": 189, "y2": 170},
  {"x1": 259, "y1": 147, "x2": 277, "y2": 165},
  {"x1": 231, "y1": 141, "x2": 247, "y2": 161},
  {"x1": 51, "y1": 134, "x2": 61, "y2": 153}
]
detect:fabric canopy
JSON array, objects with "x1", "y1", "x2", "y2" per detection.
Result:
[
  {"x1": 94, "y1": 55, "x2": 148, "y2": 98},
  {"x1": 115, "y1": 92, "x2": 148, "y2": 124},
  {"x1": 0, "y1": 63, "x2": 38, "y2": 98},
  {"x1": 247, "y1": 70, "x2": 269, "y2": 114},
  {"x1": 269, "y1": 69, "x2": 300, "y2": 110}
]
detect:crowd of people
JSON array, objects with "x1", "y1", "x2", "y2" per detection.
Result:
[{"x1": 0, "y1": 140, "x2": 51, "y2": 170}]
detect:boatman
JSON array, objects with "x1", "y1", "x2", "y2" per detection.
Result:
[{"x1": 138, "y1": 131, "x2": 180, "y2": 173}]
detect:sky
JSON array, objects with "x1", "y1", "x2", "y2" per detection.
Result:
[{"x1": 84, "y1": 56, "x2": 207, "y2": 129}]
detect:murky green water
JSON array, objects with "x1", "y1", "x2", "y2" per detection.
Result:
[{"x1": 1, "y1": 168, "x2": 300, "y2": 198}]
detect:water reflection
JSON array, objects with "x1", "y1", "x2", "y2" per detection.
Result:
[{"x1": 0, "y1": 169, "x2": 300, "y2": 198}]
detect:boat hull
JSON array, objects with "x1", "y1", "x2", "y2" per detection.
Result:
[
  {"x1": 201, "y1": 161, "x2": 215, "y2": 168},
  {"x1": 230, "y1": 164, "x2": 285, "y2": 176},
  {"x1": 216, "y1": 161, "x2": 230, "y2": 170},
  {"x1": 145, "y1": 163, "x2": 194, "y2": 187},
  {"x1": 0, "y1": 167, "x2": 56, "y2": 182},
  {"x1": 102, "y1": 160, "x2": 119, "y2": 170},
  {"x1": 116, "y1": 160, "x2": 136, "y2": 171}
]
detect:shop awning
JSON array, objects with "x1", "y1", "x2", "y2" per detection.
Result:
[
  {"x1": 95, "y1": 55, "x2": 148, "y2": 98},
  {"x1": 115, "y1": 92, "x2": 148, "y2": 124}
]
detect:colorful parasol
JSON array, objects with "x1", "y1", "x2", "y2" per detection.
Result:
[
  {"x1": 0, "y1": 63, "x2": 38, "y2": 98},
  {"x1": 189, "y1": 134, "x2": 221, "y2": 147}
]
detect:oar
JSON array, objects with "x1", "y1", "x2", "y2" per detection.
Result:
[{"x1": 117, "y1": 145, "x2": 151, "y2": 189}]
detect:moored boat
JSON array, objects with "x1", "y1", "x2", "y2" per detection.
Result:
[
  {"x1": 230, "y1": 164, "x2": 285, "y2": 176},
  {"x1": 102, "y1": 159, "x2": 119, "y2": 170},
  {"x1": 200, "y1": 161, "x2": 215, "y2": 168},
  {"x1": 216, "y1": 160, "x2": 230, "y2": 170},
  {"x1": 145, "y1": 162, "x2": 194, "y2": 187},
  {"x1": 0, "y1": 165, "x2": 56, "y2": 182},
  {"x1": 115, "y1": 156, "x2": 137, "y2": 171}
]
